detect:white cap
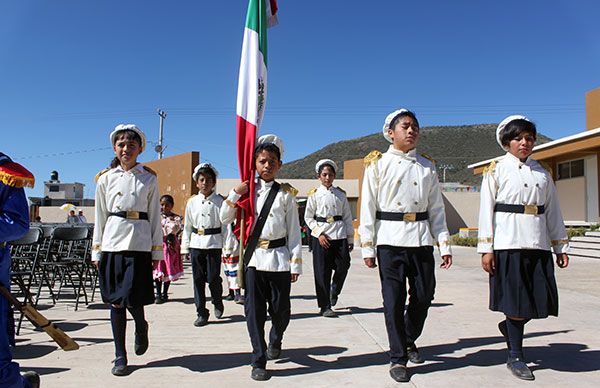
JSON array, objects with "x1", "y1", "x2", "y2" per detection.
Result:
[
  {"x1": 382, "y1": 109, "x2": 410, "y2": 143},
  {"x1": 496, "y1": 115, "x2": 532, "y2": 150},
  {"x1": 256, "y1": 134, "x2": 284, "y2": 159},
  {"x1": 315, "y1": 159, "x2": 337, "y2": 174},
  {"x1": 109, "y1": 124, "x2": 147, "y2": 152},
  {"x1": 192, "y1": 162, "x2": 219, "y2": 182}
]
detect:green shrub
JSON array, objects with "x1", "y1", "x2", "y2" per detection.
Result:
[{"x1": 450, "y1": 234, "x2": 478, "y2": 247}]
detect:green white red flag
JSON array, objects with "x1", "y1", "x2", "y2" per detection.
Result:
[{"x1": 235, "y1": 0, "x2": 278, "y2": 243}]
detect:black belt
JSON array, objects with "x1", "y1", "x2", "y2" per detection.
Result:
[
  {"x1": 191, "y1": 227, "x2": 222, "y2": 236},
  {"x1": 109, "y1": 211, "x2": 148, "y2": 220},
  {"x1": 376, "y1": 211, "x2": 428, "y2": 222},
  {"x1": 315, "y1": 215, "x2": 343, "y2": 223},
  {"x1": 494, "y1": 204, "x2": 545, "y2": 215},
  {"x1": 256, "y1": 237, "x2": 286, "y2": 249}
]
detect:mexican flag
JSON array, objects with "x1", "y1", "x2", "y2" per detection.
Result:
[{"x1": 235, "y1": 0, "x2": 278, "y2": 244}]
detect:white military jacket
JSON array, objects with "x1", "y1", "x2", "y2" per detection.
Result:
[
  {"x1": 477, "y1": 152, "x2": 569, "y2": 254},
  {"x1": 359, "y1": 146, "x2": 452, "y2": 258},
  {"x1": 304, "y1": 184, "x2": 354, "y2": 243},
  {"x1": 220, "y1": 179, "x2": 302, "y2": 274},
  {"x1": 181, "y1": 191, "x2": 224, "y2": 253},
  {"x1": 92, "y1": 164, "x2": 163, "y2": 262}
]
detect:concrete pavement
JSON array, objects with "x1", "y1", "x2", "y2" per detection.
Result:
[{"x1": 14, "y1": 246, "x2": 600, "y2": 387}]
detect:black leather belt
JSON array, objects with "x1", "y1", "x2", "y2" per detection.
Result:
[
  {"x1": 109, "y1": 211, "x2": 148, "y2": 220},
  {"x1": 256, "y1": 237, "x2": 286, "y2": 249},
  {"x1": 494, "y1": 204, "x2": 545, "y2": 215},
  {"x1": 315, "y1": 215, "x2": 343, "y2": 223},
  {"x1": 192, "y1": 227, "x2": 222, "y2": 236},
  {"x1": 376, "y1": 211, "x2": 428, "y2": 222}
]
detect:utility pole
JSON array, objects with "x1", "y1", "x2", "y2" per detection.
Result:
[
  {"x1": 155, "y1": 109, "x2": 167, "y2": 159},
  {"x1": 439, "y1": 164, "x2": 454, "y2": 183}
]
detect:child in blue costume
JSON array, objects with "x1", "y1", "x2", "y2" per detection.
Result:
[{"x1": 0, "y1": 152, "x2": 40, "y2": 388}]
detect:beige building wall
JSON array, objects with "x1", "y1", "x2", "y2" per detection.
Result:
[
  {"x1": 586, "y1": 87, "x2": 600, "y2": 130},
  {"x1": 556, "y1": 177, "x2": 587, "y2": 222},
  {"x1": 38, "y1": 206, "x2": 95, "y2": 223},
  {"x1": 144, "y1": 152, "x2": 199, "y2": 216}
]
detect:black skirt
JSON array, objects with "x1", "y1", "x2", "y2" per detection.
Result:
[
  {"x1": 489, "y1": 249, "x2": 559, "y2": 319},
  {"x1": 99, "y1": 251, "x2": 155, "y2": 307}
]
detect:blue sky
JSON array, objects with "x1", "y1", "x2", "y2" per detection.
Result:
[{"x1": 2, "y1": 0, "x2": 599, "y2": 198}]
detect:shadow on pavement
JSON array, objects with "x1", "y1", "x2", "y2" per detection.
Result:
[
  {"x1": 14, "y1": 344, "x2": 58, "y2": 359},
  {"x1": 21, "y1": 366, "x2": 71, "y2": 376}
]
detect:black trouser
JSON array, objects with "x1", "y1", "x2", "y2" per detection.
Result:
[
  {"x1": 312, "y1": 238, "x2": 351, "y2": 309},
  {"x1": 377, "y1": 245, "x2": 436, "y2": 365},
  {"x1": 244, "y1": 267, "x2": 291, "y2": 369},
  {"x1": 190, "y1": 248, "x2": 223, "y2": 318}
]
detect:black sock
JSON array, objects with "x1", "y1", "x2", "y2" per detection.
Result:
[
  {"x1": 127, "y1": 306, "x2": 147, "y2": 334},
  {"x1": 163, "y1": 281, "x2": 170, "y2": 296},
  {"x1": 506, "y1": 318, "x2": 526, "y2": 359},
  {"x1": 110, "y1": 306, "x2": 127, "y2": 358},
  {"x1": 155, "y1": 280, "x2": 162, "y2": 296}
]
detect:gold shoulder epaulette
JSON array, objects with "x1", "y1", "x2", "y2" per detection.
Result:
[
  {"x1": 363, "y1": 150, "x2": 382, "y2": 166},
  {"x1": 94, "y1": 168, "x2": 110, "y2": 183},
  {"x1": 420, "y1": 153, "x2": 436, "y2": 164},
  {"x1": 538, "y1": 160, "x2": 553, "y2": 175},
  {"x1": 307, "y1": 187, "x2": 317, "y2": 197},
  {"x1": 143, "y1": 166, "x2": 157, "y2": 176},
  {"x1": 483, "y1": 160, "x2": 497, "y2": 174},
  {"x1": 280, "y1": 182, "x2": 298, "y2": 197}
]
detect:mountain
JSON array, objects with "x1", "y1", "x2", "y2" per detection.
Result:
[{"x1": 278, "y1": 124, "x2": 552, "y2": 185}]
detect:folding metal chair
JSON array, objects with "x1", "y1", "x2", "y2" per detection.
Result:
[
  {"x1": 9, "y1": 226, "x2": 43, "y2": 334},
  {"x1": 36, "y1": 226, "x2": 90, "y2": 310}
]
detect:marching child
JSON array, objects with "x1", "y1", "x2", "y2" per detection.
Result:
[
  {"x1": 478, "y1": 115, "x2": 569, "y2": 381},
  {"x1": 93, "y1": 124, "x2": 163, "y2": 376},
  {"x1": 153, "y1": 194, "x2": 184, "y2": 303},
  {"x1": 359, "y1": 109, "x2": 452, "y2": 383},
  {"x1": 181, "y1": 163, "x2": 225, "y2": 327},
  {"x1": 222, "y1": 223, "x2": 243, "y2": 304},
  {"x1": 304, "y1": 159, "x2": 354, "y2": 317},
  {"x1": 221, "y1": 134, "x2": 302, "y2": 381}
]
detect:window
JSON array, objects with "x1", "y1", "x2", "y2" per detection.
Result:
[
  {"x1": 48, "y1": 185, "x2": 59, "y2": 192},
  {"x1": 557, "y1": 159, "x2": 584, "y2": 180}
]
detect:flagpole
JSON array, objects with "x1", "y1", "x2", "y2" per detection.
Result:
[{"x1": 237, "y1": 209, "x2": 245, "y2": 289}]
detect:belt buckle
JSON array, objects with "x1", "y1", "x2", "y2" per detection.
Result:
[
  {"x1": 258, "y1": 239, "x2": 270, "y2": 249},
  {"x1": 196, "y1": 228, "x2": 205, "y2": 236},
  {"x1": 403, "y1": 213, "x2": 417, "y2": 222},
  {"x1": 326, "y1": 215, "x2": 335, "y2": 223},
  {"x1": 126, "y1": 210, "x2": 140, "y2": 220},
  {"x1": 524, "y1": 205, "x2": 538, "y2": 215}
]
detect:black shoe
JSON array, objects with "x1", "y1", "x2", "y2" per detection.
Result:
[
  {"x1": 134, "y1": 322, "x2": 149, "y2": 355},
  {"x1": 320, "y1": 308, "x2": 338, "y2": 318},
  {"x1": 155, "y1": 295, "x2": 164, "y2": 304},
  {"x1": 389, "y1": 363, "x2": 409, "y2": 382},
  {"x1": 267, "y1": 344, "x2": 281, "y2": 360},
  {"x1": 235, "y1": 294, "x2": 245, "y2": 305},
  {"x1": 330, "y1": 293, "x2": 338, "y2": 307},
  {"x1": 194, "y1": 315, "x2": 208, "y2": 327},
  {"x1": 214, "y1": 305, "x2": 224, "y2": 319},
  {"x1": 498, "y1": 320, "x2": 510, "y2": 350},
  {"x1": 162, "y1": 292, "x2": 169, "y2": 301},
  {"x1": 22, "y1": 371, "x2": 40, "y2": 388},
  {"x1": 111, "y1": 356, "x2": 128, "y2": 376},
  {"x1": 507, "y1": 357, "x2": 535, "y2": 380},
  {"x1": 407, "y1": 344, "x2": 424, "y2": 364},
  {"x1": 224, "y1": 294, "x2": 235, "y2": 301},
  {"x1": 251, "y1": 367, "x2": 270, "y2": 381}
]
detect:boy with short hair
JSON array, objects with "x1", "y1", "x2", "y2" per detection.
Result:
[
  {"x1": 220, "y1": 134, "x2": 302, "y2": 381},
  {"x1": 181, "y1": 163, "x2": 225, "y2": 327}
]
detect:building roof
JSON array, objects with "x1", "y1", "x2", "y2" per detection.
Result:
[{"x1": 468, "y1": 127, "x2": 600, "y2": 172}]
